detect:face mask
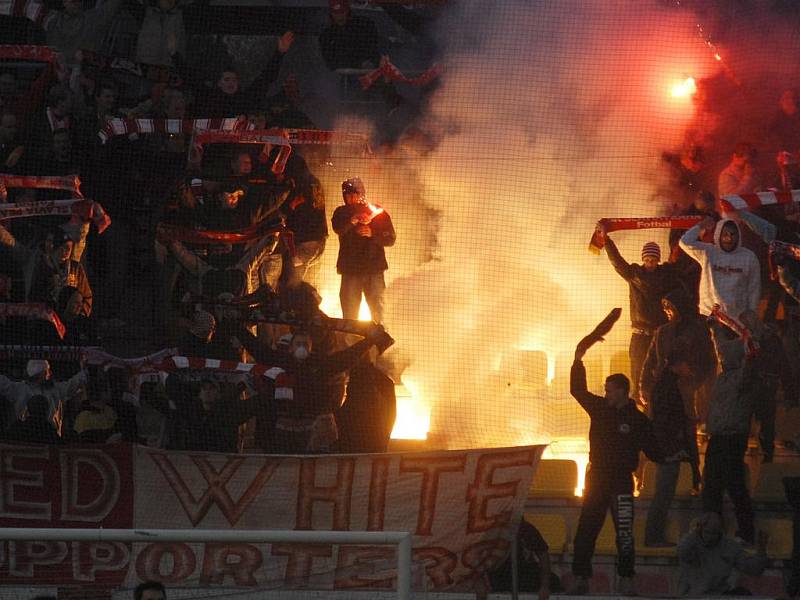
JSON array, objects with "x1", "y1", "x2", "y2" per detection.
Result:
[{"x1": 293, "y1": 346, "x2": 309, "y2": 361}]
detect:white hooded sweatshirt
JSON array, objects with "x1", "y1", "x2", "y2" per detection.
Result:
[{"x1": 679, "y1": 218, "x2": 761, "y2": 318}]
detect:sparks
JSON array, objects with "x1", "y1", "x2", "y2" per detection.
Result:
[{"x1": 670, "y1": 77, "x2": 696, "y2": 98}]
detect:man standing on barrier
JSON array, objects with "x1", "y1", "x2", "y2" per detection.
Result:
[
  {"x1": 332, "y1": 177, "x2": 395, "y2": 323},
  {"x1": 569, "y1": 308, "x2": 664, "y2": 596}
]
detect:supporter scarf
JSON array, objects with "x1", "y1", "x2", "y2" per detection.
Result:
[
  {"x1": 0, "y1": 302, "x2": 65, "y2": 338},
  {"x1": 767, "y1": 240, "x2": 800, "y2": 280},
  {"x1": 0, "y1": 44, "x2": 58, "y2": 63},
  {"x1": 156, "y1": 221, "x2": 283, "y2": 246},
  {"x1": 710, "y1": 305, "x2": 759, "y2": 358},
  {"x1": 0, "y1": 345, "x2": 177, "y2": 366},
  {"x1": 201, "y1": 127, "x2": 372, "y2": 153},
  {"x1": 97, "y1": 117, "x2": 246, "y2": 143},
  {"x1": 191, "y1": 129, "x2": 292, "y2": 175},
  {"x1": 719, "y1": 190, "x2": 800, "y2": 212},
  {"x1": 0, "y1": 198, "x2": 111, "y2": 233},
  {"x1": 359, "y1": 56, "x2": 441, "y2": 91},
  {"x1": 588, "y1": 216, "x2": 704, "y2": 253},
  {"x1": 80, "y1": 49, "x2": 181, "y2": 86},
  {"x1": 1, "y1": 174, "x2": 83, "y2": 197}
]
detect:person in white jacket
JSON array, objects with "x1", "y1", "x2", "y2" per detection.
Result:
[{"x1": 678, "y1": 210, "x2": 775, "y2": 319}]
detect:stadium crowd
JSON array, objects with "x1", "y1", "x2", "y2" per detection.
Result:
[{"x1": 0, "y1": 0, "x2": 799, "y2": 597}]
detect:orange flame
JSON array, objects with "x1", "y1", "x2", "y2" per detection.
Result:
[{"x1": 670, "y1": 77, "x2": 696, "y2": 98}]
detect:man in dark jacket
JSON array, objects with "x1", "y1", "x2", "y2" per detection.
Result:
[
  {"x1": 598, "y1": 223, "x2": 682, "y2": 397},
  {"x1": 570, "y1": 312, "x2": 663, "y2": 595},
  {"x1": 332, "y1": 177, "x2": 395, "y2": 323},
  {"x1": 319, "y1": 0, "x2": 381, "y2": 71}
]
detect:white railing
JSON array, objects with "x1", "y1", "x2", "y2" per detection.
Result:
[{"x1": 1, "y1": 528, "x2": 413, "y2": 600}]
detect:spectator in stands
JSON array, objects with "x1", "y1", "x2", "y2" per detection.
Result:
[
  {"x1": 332, "y1": 177, "x2": 395, "y2": 323},
  {"x1": 134, "y1": 580, "x2": 166, "y2": 600},
  {"x1": 569, "y1": 317, "x2": 663, "y2": 596},
  {"x1": 3, "y1": 394, "x2": 62, "y2": 445},
  {"x1": 0, "y1": 358, "x2": 86, "y2": 436},
  {"x1": 335, "y1": 351, "x2": 396, "y2": 453},
  {"x1": 26, "y1": 85, "x2": 73, "y2": 157},
  {"x1": 478, "y1": 520, "x2": 560, "y2": 600},
  {"x1": 679, "y1": 209, "x2": 775, "y2": 319},
  {"x1": 703, "y1": 318, "x2": 758, "y2": 544},
  {"x1": 45, "y1": 0, "x2": 124, "y2": 65},
  {"x1": 769, "y1": 89, "x2": 800, "y2": 153},
  {"x1": 717, "y1": 142, "x2": 761, "y2": 196},
  {"x1": 264, "y1": 76, "x2": 316, "y2": 129},
  {"x1": 176, "y1": 308, "x2": 217, "y2": 355},
  {"x1": 175, "y1": 379, "x2": 262, "y2": 453},
  {"x1": 74, "y1": 372, "x2": 118, "y2": 443},
  {"x1": 135, "y1": 0, "x2": 188, "y2": 67},
  {"x1": 677, "y1": 512, "x2": 768, "y2": 596},
  {"x1": 29, "y1": 227, "x2": 92, "y2": 318},
  {"x1": 644, "y1": 347, "x2": 700, "y2": 547},
  {"x1": 319, "y1": 0, "x2": 381, "y2": 71},
  {"x1": 0, "y1": 110, "x2": 23, "y2": 169},
  {"x1": 46, "y1": 128, "x2": 78, "y2": 175},
  {"x1": 197, "y1": 32, "x2": 294, "y2": 117},
  {"x1": 597, "y1": 222, "x2": 682, "y2": 397}
]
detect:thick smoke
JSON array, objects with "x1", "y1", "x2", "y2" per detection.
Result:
[{"x1": 314, "y1": 1, "x2": 742, "y2": 448}]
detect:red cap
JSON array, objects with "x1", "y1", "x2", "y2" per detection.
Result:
[{"x1": 330, "y1": 0, "x2": 349, "y2": 16}]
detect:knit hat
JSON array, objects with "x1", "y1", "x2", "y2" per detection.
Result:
[
  {"x1": 188, "y1": 310, "x2": 216, "y2": 342},
  {"x1": 641, "y1": 241, "x2": 661, "y2": 262},
  {"x1": 26, "y1": 359, "x2": 50, "y2": 378},
  {"x1": 341, "y1": 177, "x2": 365, "y2": 198}
]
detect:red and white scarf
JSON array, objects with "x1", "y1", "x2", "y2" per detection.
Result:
[
  {"x1": 719, "y1": 190, "x2": 800, "y2": 212},
  {"x1": 710, "y1": 304, "x2": 759, "y2": 358},
  {"x1": 156, "y1": 221, "x2": 283, "y2": 246},
  {"x1": 0, "y1": 302, "x2": 65, "y2": 338},
  {"x1": 1, "y1": 174, "x2": 83, "y2": 197},
  {"x1": 0, "y1": 198, "x2": 111, "y2": 233},
  {"x1": 359, "y1": 56, "x2": 441, "y2": 91},
  {"x1": 589, "y1": 216, "x2": 704, "y2": 253},
  {"x1": 97, "y1": 117, "x2": 246, "y2": 143},
  {"x1": 0, "y1": 44, "x2": 58, "y2": 62}
]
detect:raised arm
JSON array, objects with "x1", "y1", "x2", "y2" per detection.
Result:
[
  {"x1": 603, "y1": 235, "x2": 634, "y2": 281},
  {"x1": 679, "y1": 217, "x2": 715, "y2": 262}
]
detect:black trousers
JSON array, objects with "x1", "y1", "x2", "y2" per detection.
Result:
[
  {"x1": 784, "y1": 477, "x2": 800, "y2": 597},
  {"x1": 572, "y1": 469, "x2": 635, "y2": 577},
  {"x1": 753, "y1": 374, "x2": 778, "y2": 461},
  {"x1": 629, "y1": 331, "x2": 653, "y2": 398},
  {"x1": 702, "y1": 434, "x2": 755, "y2": 543}
]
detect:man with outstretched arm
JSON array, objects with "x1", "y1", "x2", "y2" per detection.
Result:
[{"x1": 569, "y1": 308, "x2": 664, "y2": 596}]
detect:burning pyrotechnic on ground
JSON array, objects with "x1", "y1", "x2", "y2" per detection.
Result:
[{"x1": 670, "y1": 76, "x2": 697, "y2": 98}]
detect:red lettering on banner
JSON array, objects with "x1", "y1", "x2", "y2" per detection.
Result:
[
  {"x1": 413, "y1": 546, "x2": 457, "y2": 588},
  {"x1": 461, "y1": 538, "x2": 509, "y2": 576},
  {"x1": 60, "y1": 449, "x2": 120, "y2": 522},
  {"x1": 149, "y1": 453, "x2": 278, "y2": 526},
  {"x1": 135, "y1": 543, "x2": 196, "y2": 583},
  {"x1": 272, "y1": 543, "x2": 333, "y2": 584},
  {"x1": 200, "y1": 543, "x2": 262, "y2": 586},
  {"x1": 0, "y1": 446, "x2": 51, "y2": 520},
  {"x1": 71, "y1": 542, "x2": 130, "y2": 582},
  {"x1": 8, "y1": 541, "x2": 68, "y2": 577},
  {"x1": 295, "y1": 458, "x2": 355, "y2": 530},
  {"x1": 334, "y1": 545, "x2": 394, "y2": 589},
  {"x1": 466, "y1": 449, "x2": 535, "y2": 534},
  {"x1": 399, "y1": 454, "x2": 466, "y2": 536},
  {"x1": 367, "y1": 457, "x2": 389, "y2": 531}
]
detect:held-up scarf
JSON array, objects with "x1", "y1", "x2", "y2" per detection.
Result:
[{"x1": 589, "y1": 216, "x2": 703, "y2": 253}]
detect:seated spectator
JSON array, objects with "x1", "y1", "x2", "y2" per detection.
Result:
[
  {"x1": 29, "y1": 227, "x2": 92, "y2": 318},
  {"x1": 136, "y1": 0, "x2": 188, "y2": 67},
  {"x1": 74, "y1": 373, "x2": 118, "y2": 443},
  {"x1": 319, "y1": 0, "x2": 381, "y2": 71},
  {"x1": 678, "y1": 512, "x2": 768, "y2": 597},
  {"x1": 0, "y1": 359, "x2": 86, "y2": 436},
  {"x1": 717, "y1": 142, "x2": 761, "y2": 196},
  {"x1": 45, "y1": 0, "x2": 125, "y2": 66},
  {"x1": 3, "y1": 394, "x2": 62, "y2": 445},
  {"x1": 195, "y1": 32, "x2": 294, "y2": 118}
]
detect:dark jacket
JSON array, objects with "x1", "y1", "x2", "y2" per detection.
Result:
[
  {"x1": 651, "y1": 369, "x2": 693, "y2": 459},
  {"x1": 195, "y1": 51, "x2": 284, "y2": 117},
  {"x1": 604, "y1": 236, "x2": 681, "y2": 331},
  {"x1": 332, "y1": 204, "x2": 396, "y2": 274},
  {"x1": 319, "y1": 15, "x2": 381, "y2": 71},
  {"x1": 571, "y1": 358, "x2": 663, "y2": 474},
  {"x1": 178, "y1": 396, "x2": 262, "y2": 453},
  {"x1": 336, "y1": 360, "x2": 396, "y2": 453}
]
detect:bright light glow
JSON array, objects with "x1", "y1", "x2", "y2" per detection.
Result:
[
  {"x1": 391, "y1": 377, "x2": 430, "y2": 439},
  {"x1": 357, "y1": 296, "x2": 372, "y2": 321},
  {"x1": 670, "y1": 77, "x2": 696, "y2": 98},
  {"x1": 714, "y1": 53, "x2": 722, "y2": 61},
  {"x1": 542, "y1": 438, "x2": 590, "y2": 496}
]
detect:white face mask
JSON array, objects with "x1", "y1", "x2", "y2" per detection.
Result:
[{"x1": 293, "y1": 346, "x2": 309, "y2": 361}]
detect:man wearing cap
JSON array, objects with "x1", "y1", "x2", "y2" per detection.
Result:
[
  {"x1": 332, "y1": 177, "x2": 395, "y2": 323},
  {"x1": 597, "y1": 223, "x2": 683, "y2": 399},
  {"x1": 0, "y1": 358, "x2": 86, "y2": 436}
]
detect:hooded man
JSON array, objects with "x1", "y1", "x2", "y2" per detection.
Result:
[
  {"x1": 597, "y1": 221, "x2": 682, "y2": 397},
  {"x1": 0, "y1": 359, "x2": 86, "y2": 436},
  {"x1": 679, "y1": 209, "x2": 775, "y2": 319}
]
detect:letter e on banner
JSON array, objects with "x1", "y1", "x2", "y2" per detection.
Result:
[
  {"x1": 334, "y1": 545, "x2": 394, "y2": 590},
  {"x1": 272, "y1": 543, "x2": 333, "y2": 585},
  {"x1": 0, "y1": 446, "x2": 51, "y2": 521}
]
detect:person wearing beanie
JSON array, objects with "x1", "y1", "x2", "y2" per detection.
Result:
[
  {"x1": 332, "y1": 177, "x2": 396, "y2": 323},
  {"x1": 319, "y1": 0, "x2": 381, "y2": 71},
  {"x1": 0, "y1": 358, "x2": 86, "y2": 436},
  {"x1": 596, "y1": 221, "x2": 683, "y2": 399},
  {"x1": 177, "y1": 309, "x2": 218, "y2": 356}
]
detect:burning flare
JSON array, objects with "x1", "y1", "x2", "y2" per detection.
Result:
[{"x1": 670, "y1": 77, "x2": 696, "y2": 98}]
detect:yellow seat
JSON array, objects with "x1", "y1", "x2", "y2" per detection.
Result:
[
  {"x1": 754, "y1": 462, "x2": 800, "y2": 503},
  {"x1": 523, "y1": 513, "x2": 568, "y2": 553},
  {"x1": 758, "y1": 518, "x2": 794, "y2": 560},
  {"x1": 529, "y1": 459, "x2": 578, "y2": 498},
  {"x1": 634, "y1": 517, "x2": 681, "y2": 556},
  {"x1": 640, "y1": 461, "x2": 697, "y2": 499}
]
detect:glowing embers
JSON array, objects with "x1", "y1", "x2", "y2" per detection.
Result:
[
  {"x1": 391, "y1": 377, "x2": 430, "y2": 440},
  {"x1": 670, "y1": 76, "x2": 697, "y2": 98}
]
